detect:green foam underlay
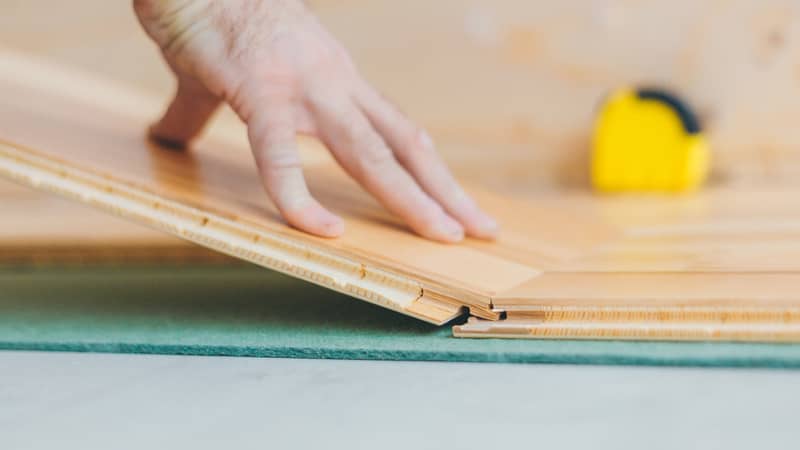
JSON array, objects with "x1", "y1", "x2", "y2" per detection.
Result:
[{"x1": 1, "y1": 266, "x2": 799, "y2": 368}]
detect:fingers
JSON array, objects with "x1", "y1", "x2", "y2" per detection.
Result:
[
  {"x1": 246, "y1": 101, "x2": 344, "y2": 238},
  {"x1": 309, "y1": 92, "x2": 465, "y2": 243},
  {"x1": 355, "y1": 84, "x2": 498, "y2": 240},
  {"x1": 150, "y1": 76, "x2": 221, "y2": 149}
]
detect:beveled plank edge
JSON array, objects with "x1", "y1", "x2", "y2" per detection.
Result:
[
  {"x1": 501, "y1": 306, "x2": 800, "y2": 322},
  {"x1": 0, "y1": 140, "x2": 464, "y2": 325},
  {"x1": 453, "y1": 317, "x2": 800, "y2": 342}
]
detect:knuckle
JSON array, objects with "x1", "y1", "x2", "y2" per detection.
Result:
[
  {"x1": 406, "y1": 127, "x2": 431, "y2": 152},
  {"x1": 358, "y1": 141, "x2": 396, "y2": 172},
  {"x1": 231, "y1": 77, "x2": 296, "y2": 122},
  {"x1": 395, "y1": 127, "x2": 432, "y2": 162},
  {"x1": 263, "y1": 151, "x2": 302, "y2": 172},
  {"x1": 247, "y1": 121, "x2": 272, "y2": 157},
  {"x1": 247, "y1": 129, "x2": 270, "y2": 155},
  {"x1": 314, "y1": 42, "x2": 356, "y2": 72},
  {"x1": 251, "y1": 137, "x2": 301, "y2": 174},
  {"x1": 343, "y1": 118, "x2": 372, "y2": 140}
]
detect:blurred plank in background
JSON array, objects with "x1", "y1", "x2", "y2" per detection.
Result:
[{"x1": 4, "y1": 0, "x2": 800, "y2": 190}]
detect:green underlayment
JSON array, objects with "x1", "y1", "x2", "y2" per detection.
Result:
[{"x1": 2, "y1": 266, "x2": 800, "y2": 368}]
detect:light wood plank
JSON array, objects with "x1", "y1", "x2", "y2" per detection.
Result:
[
  {"x1": 454, "y1": 317, "x2": 800, "y2": 342},
  {"x1": 0, "y1": 180, "x2": 235, "y2": 266}
]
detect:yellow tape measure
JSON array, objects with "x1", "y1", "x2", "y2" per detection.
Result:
[{"x1": 591, "y1": 88, "x2": 710, "y2": 192}]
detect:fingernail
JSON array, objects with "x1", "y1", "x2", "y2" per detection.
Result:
[
  {"x1": 420, "y1": 130, "x2": 435, "y2": 150},
  {"x1": 320, "y1": 213, "x2": 345, "y2": 237},
  {"x1": 437, "y1": 217, "x2": 465, "y2": 242},
  {"x1": 477, "y1": 212, "x2": 499, "y2": 235}
]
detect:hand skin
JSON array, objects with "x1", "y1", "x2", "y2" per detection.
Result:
[{"x1": 133, "y1": 0, "x2": 498, "y2": 243}]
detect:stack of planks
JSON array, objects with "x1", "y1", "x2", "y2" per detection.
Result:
[{"x1": 3, "y1": 48, "x2": 800, "y2": 342}]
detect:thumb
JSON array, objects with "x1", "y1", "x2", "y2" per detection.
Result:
[{"x1": 149, "y1": 76, "x2": 221, "y2": 149}]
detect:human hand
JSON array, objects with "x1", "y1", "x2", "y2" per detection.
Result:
[{"x1": 133, "y1": 0, "x2": 498, "y2": 242}]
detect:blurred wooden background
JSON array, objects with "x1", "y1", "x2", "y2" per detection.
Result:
[{"x1": 2, "y1": 0, "x2": 800, "y2": 193}]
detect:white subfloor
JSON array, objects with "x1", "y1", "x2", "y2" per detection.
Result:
[{"x1": 1, "y1": 351, "x2": 798, "y2": 449}]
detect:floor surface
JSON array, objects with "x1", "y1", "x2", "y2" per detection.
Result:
[{"x1": 1, "y1": 351, "x2": 798, "y2": 449}]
